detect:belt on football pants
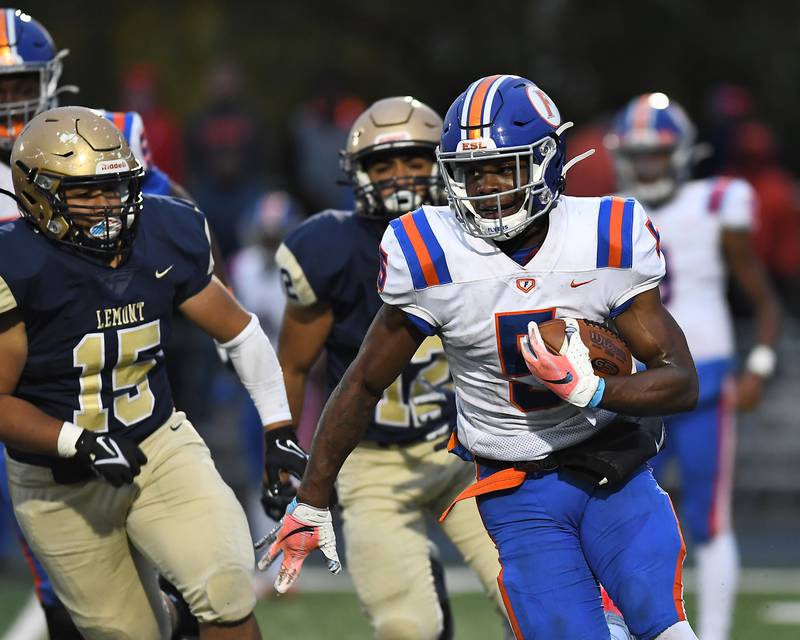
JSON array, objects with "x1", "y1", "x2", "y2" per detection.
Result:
[
  {"x1": 439, "y1": 417, "x2": 665, "y2": 522},
  {"x1": 438, "y1": 455, "x2": 559, "y2": 523}
]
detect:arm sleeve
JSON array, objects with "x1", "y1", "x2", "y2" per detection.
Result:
[
  {"x1": 718, "y1": 178, "x2": 755, "y2": 230},
  {"x1": 218, "y1": 313, "x2": 292, "y2": 426},
  {"x1": 378, "y1": 224, "x2": 441, "y2": 330},
  {"x1": 172, "y1": 202, "x2": 214, "y2": 305},
  {"x1": 610, "y1": 199, "x2": 666, "y2": 313}
]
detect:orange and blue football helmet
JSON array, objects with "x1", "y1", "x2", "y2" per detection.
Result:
[
  {"x1": 437, "y1": 74, "x2": 592, "y2": 241},
  {"x1": 0, "y1": 9, "x2": 73, "y2": 149},
  {"x1": 605, "y1": 92, "x2": 696, "y2": 206}
]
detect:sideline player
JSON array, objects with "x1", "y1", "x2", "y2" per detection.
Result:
[
  {"x1": 271, "y1": 96, "x2": 506, "y2": 639},
  {"x1": 260, "y1": 75, "x2": 701, "y2": 640},
  {"x1": 0, "y1": 107, "x2": 287, "y2": 639},
  {"x1": 606, "y1": 93, "x2": 781, "y2": 640}
]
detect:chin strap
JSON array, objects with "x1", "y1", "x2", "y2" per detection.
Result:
[
  {"x1": 562, "y1": 148, "x2": 596, "y2": 176},
  {"x1": 554, "y1": 120, "x2": 597, "y2": 178}
]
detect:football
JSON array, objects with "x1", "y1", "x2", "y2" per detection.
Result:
[{"x1": 537, "y1": 318, "x2": 633, "y2": 378}]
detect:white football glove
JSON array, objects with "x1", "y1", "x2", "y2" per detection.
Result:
[
  {"x1": 521, "y1": 318, "x2": 602, "y2": 408},
  {"x1": 254, "y1": 498, "x2": 341, "y2": 594}
]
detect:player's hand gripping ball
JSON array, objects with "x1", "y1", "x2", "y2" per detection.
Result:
[{"x1": 537, "y1": 318, "x2": 633, "y2": 377}]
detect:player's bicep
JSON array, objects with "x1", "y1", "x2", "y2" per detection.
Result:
[
  {"x1": 0, "y1": 309, "x2": 27, "y2": 394},
  {"x1": 613, "y1": 287, "x2": 693, "y2": 371},
  {"x1": 349, "y1": 304, "x2": 425, "y2": 399}
]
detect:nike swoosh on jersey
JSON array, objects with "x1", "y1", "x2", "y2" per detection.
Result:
[
  {"x1": 155, "y1": 265, "x2": 174, "y2": 278},
  {"x1": 570, "y1": 278, "x2": 596, "y2": 288}
]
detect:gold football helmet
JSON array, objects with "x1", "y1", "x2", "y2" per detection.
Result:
[
  {"x1": 11, "y1": 106, "x2": 144, "y2": 259},
  {"x1": 341, "y1": 96, "x2": 444, "y2": 218}
]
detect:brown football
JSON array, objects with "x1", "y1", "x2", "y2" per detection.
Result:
[{"x1": 537, "y1": 318, "x2": 633, "y2": 378}]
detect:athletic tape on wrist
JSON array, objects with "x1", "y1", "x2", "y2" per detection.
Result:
[
  {"x1": 57, "y1": 422, "x2": 84, "y2": 458},
  {"x1": 746, "y1": 344, "x2": 776, "y2": 377},
  {"x1": 588, "y1": 377, "x2": 606, "y2": 408}
]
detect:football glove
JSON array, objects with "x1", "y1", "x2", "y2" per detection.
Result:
[
  {"x1": 73, "y1": 431, "x2": 147, "y2": 487},
  {"x1": 262, "y1": 426, "x2": 308, "y2": 520},
  {"x1": 255, "y1": 498, "x2": 341, "y2": 594},
  {"x1": 521, "y1": 318, "x2": 601, "y2": 408}
]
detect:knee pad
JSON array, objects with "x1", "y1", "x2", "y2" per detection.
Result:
[{"x1": 198, "y1": 567, "x2": 256, "y2": 624}]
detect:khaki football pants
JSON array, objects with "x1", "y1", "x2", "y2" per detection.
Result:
[
  {"x1": 337, "y1": 437, "x2": 505, "y2": 640},
  {"x1": 6, "y1": 412, "x2": 256, "y2": 640}
]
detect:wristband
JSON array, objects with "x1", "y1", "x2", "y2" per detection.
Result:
[
  {"x1": 588, "y1": 377, "x2": 606, "y2": 408},
  {"x1": 57, "y1": 422, "x2": 84, "y2": 458},
  {"x1": 745, "y1": 345, "x2": 776, "y2": 378}
]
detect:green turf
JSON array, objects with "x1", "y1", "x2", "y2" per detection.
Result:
[{"x1": 1, "y1": 576, "x2": 799, "y2": 638}]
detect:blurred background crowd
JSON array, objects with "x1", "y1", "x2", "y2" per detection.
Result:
[{"x1": 1, "y1": 0, "x2": 799, "y2": 628}]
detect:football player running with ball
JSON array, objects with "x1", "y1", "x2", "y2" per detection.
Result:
[
  {"x1": 607, "y1": 93, "x2": 781, "y2": 640},
  {"x1": 261, "y1": 75, "x2": 702, "y2": 640},
  {"x1": 269, "y1": 96, "x2": 507, "y2": 639},
  {"x1": 0, "y1": 107, "x2": 290, "y2": 639}
]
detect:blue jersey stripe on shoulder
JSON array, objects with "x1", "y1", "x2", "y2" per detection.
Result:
[
  {"x1": 596, "y1": 197, "x2": 612, "y2": 268},
  {"x1": 389, "y1": 218, "x2": 427, "y2": 290},
  {"x1": 410, "y1": 209, "x2": 452, "y2": 285},
  {"x1": 620, "y1": 197, "x2": 635, "y2": 268}
]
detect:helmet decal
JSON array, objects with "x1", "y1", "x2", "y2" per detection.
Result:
[{"x1": 525, "y1": 85, "x2": 561, "y2": 128}]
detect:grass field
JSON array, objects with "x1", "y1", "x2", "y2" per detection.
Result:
[{"x1": 2, "y1": 575, "x2": 800, "y2": 639}]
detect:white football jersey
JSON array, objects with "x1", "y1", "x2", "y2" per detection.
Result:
[
  {"x1": 643, "y1": 178, "x2": 753, "y2": 362},
  {"x1": 379, "y1": 196, "x2": 665, "y2": 461},
  {"x1": 0, "y1": 160, "x2": 18, "y2": 223}
]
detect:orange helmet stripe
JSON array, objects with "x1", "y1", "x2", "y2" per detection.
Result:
[
  {"x1": 632, "y1": 94, "x2": 652, "y2": 131},
  {"x1": 467, "y1": 74, "x2": 501, "y2": 139}
]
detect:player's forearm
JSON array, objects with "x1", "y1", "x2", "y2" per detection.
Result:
[
  {"x1": 297, "y1": 375, "x2": 380, "y2": 508},
  {"x1": 599, "y1": 363, "x2": 698, "y2": 416},
  {"x1": 0, "y1": 394, "x2": 63, "y2": 455},
  {"x1": 282, "y1": 366, "x2": 309, "y2": 426},
  {"x1": 753, "y1": 289, "x2": 781, "y2": 349}
]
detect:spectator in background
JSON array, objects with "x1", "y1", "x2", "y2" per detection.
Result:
[
  {"x1": 287, "y1": 71, "x2": 364, "y2": 213},
  {"x1": 231, "y1": 192, "x2": 303, "y2": 345},
  {"x1": 185, "y1": 60, "x2": 270, "y2": 259},
  {"x1": 119, "y1": 63, "x2": 185, "y2": 182},
  {"x1": 724, "y1": 120, "x2": 800, "y2": 315}
]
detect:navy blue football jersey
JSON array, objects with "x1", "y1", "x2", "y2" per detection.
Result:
[
  {"x1": 0, "y1": 195, "x2": 213, "y2": 466},
  {"x1": 276, "y1": 209, "x2": 454, "y2": 445}
]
